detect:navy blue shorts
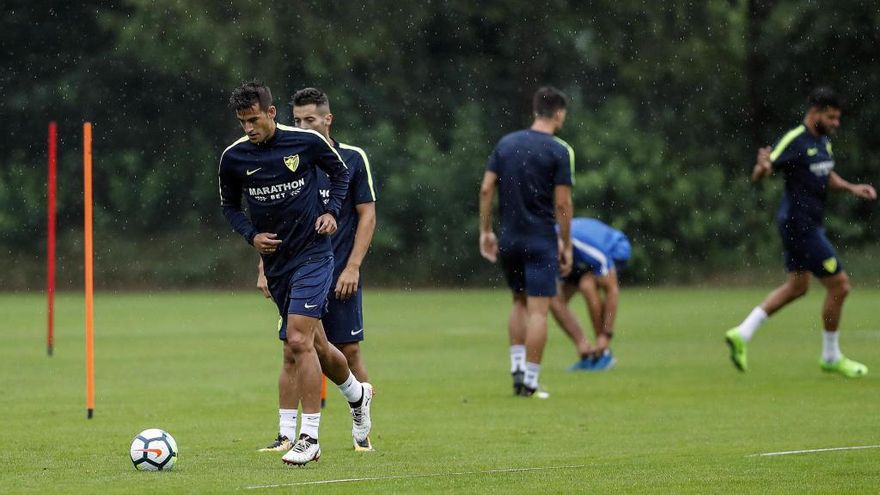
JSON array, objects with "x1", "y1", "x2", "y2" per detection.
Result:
[
  {"x1": 561, "y1": 263, "x2": 591, "y2": 286},
  {"x1": 323, "y1": 286, "x2": 365, "y2": 345},
  {"x1": 778, "y1": 223, "x2": 842, "y2": 278},
  {"x1": 269, "y1": 256, "x2": 334, "y2": 341},
  {"x1": 498, "y1": 240, "x2": 558, "y2": 297}
]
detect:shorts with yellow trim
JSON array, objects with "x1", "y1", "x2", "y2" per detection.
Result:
[{"x1": 779, "y1": 223, "x2": 842, "y2": 278}]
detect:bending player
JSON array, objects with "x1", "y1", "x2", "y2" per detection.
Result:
[
  {"x1": 550, "y1": 217, "x2": 630, "y2": 371},
  {"x1": 725, "y1": 87, "x2": 876, "y2": 377}
]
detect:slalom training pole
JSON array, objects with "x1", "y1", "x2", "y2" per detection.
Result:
[
  {"x1": 83, "y1": 122, "x2": 95, "y2": 419},
  {"x1": 47, "y1": 122, "x2": 57, "y2": 356}
]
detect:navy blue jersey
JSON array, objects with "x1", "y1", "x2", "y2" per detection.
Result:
[
  {"x1": 218, "y1": 124, "x2": 350, "y2": 279},
  {"x1": 487, "y1": 129, "x2": 574, "y2": 242},
  {"x1": 317, "y1": 141, "x2": 377, "y2": 278},
  {"x1": 770, "y1": 124, "x2": 835, "y2": 229}
]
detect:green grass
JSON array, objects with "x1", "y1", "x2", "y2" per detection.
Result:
[{"x1": 2, "y1": 288, "x2": 879, "y2": 494}]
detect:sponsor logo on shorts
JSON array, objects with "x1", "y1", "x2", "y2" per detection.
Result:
[
  {"x1": 351, "y1": 328, "x2": 364, "y2": 336},
  {"x1": 304, "y1": 303, "x2": 318, "y2": 309},
  {"x1": 823, "y1": 257, "x2": 838, "y2": 274}
]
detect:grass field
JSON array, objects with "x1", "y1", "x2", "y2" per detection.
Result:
[{"x1": 2, "y1": 288, "x2": 879, "y2": 494}]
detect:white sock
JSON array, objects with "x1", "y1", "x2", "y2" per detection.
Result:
[
  {"x1": 299, "y1": 412, "x2": 320, "y2": 440},
  {"x1": 822, "y1": 330, "x2": 841, "y2": 363},
  {"x1": 279, "y1": 408, "x2": 298, "y2": 440},
  {"x1": 510, "y1": 345, "x2": 526, "y2": 373},
  {"x1": 524, "y1": 362, "x2": 541, "y2": 389},
  {"x1": 738, "y1": 307, "x2": 768, "y2": 341},
  {"x1": 337, "y1": 372, "x2": 364, "y2": 404}
]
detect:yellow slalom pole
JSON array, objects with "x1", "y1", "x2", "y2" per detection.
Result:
[{"x1": 84, "y1": 122, "x2": 95, "y2": 419}]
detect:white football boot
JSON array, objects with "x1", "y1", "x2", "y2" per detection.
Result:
[
  {"x1": 281, "y1": 436, "x2": 321, "y2": 465},
  {"x1": 350, "y1": 382, "x2": 374, "y2": 451}
]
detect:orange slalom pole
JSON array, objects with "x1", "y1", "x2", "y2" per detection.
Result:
[
  {"x1": 84, "y1": 122, "x2": 95, "y2": 419},
  {"x1": 321, "y1": 375, "x2": 327, "y2": 409}
]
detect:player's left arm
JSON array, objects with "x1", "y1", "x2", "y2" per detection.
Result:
[
  {"x1": 312, "y1": 134, "x2": 351, "y2": 234},
  {"x1": 828, "y1": 171, "x2": 877, "y2": 200},
  {"x1": 336, "y1": 201, "x2": 376, "y2": 300},
  {"x1": 555, "y1": 185, "x2": 574, "y2": 277}
]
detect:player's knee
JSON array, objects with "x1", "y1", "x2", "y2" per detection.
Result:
[
  {"x1": 286, "y1": 330, "x2": 313, "y2": 354},
  {"x1": 832, "y1": 275, "x2": 851, "y2": 299}
]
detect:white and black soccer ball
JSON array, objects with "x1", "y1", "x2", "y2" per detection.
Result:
[{"x1": 130, "y1": 428, "x2": 178, "y2": 471}]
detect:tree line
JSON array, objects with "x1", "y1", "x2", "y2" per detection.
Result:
[{"x1": 2, "y1": 0, "x2": 877, "y2": 290}]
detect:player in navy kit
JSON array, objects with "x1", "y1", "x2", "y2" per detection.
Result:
[
  {"x1": 550, "y1": 218, "x2": 630, "y2": 371},
  {"x1": 256, "y1": 87, "x2": 377, "y2": 451},
  {"x1": 725, "y1": 87, "x2": 877, "y2": 377},
  {"x1": 218, "y1": 82, "x2": 371, "y2": 465},
  {"x1": 479, "y1": 86, "x2": 574, "y2": 398}
]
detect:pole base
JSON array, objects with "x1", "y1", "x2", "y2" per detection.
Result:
[{"x1": 87, "y1": 408, "x2": 94, "y2": 419}]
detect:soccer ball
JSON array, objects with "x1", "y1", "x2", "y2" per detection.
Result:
[{"x1": 130, "y1": 428, "x2": 178, "y2": 471}]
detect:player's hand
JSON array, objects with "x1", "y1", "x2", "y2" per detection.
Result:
[
  {"x1": 851, "y1": 183, "x2": 877, "y2": 200},
  {"x1": 479, "y1": 231, "x2": 498, "y2": 263},
  {"x1": 254, "y1": 232, "x2": 282, "y2": 255},
  {"x1": 315, "y1": 213, "x2": 337, "y2": 235},
  {"x1": 335, "y1": 265, "x2": 360, "y2": 300},
  {"x1": 256, "y1": 263, "x2": 271, "y2": 299},
  {"x1": 559, "y1": 243, "x2": 573, "y2": 277},
  {"x1": 751, "y1": 146, "x2": 772, "y2": 183}
]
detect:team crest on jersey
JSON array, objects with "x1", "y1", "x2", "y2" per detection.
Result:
[
  {"x1": 823, "y1": 257, "x2": 838, "y2": 274},
  {"x1": 284, "y1": 155, "x2": 300, "y2": 172}
]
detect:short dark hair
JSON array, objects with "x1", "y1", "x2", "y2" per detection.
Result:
[
  {"x1": 229, "y1": 81, "x2": 273, "y2": 112},
  {"x1": 291, "y1": 87, "x2": 330, "y2": 110},
  {"x1": 807, "y1": 87, "x2": 841, "y2": 111},
  {"x1": 533, "y1": 86, "x2": 567, "y2": 118}
]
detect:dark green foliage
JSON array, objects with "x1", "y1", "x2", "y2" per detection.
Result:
[{"x1": 2, "y1": 1, "x2": 877, "y2": 288}]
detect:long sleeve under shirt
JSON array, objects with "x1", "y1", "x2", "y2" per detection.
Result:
[{"x1": 218, "y1": 124, "x2": 350, "y2": 278}]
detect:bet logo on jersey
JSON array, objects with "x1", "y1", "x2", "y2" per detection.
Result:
[{"x1": 284, "y1": 154, "x2": 300, "y2": 173}]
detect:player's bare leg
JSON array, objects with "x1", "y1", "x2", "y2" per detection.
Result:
[
  {"x1": 760, "y1": 271, "x2": 811, "y2": 316},
  {"x1": 726, "y1": 271, "x2": 811, "y2": 371},
  {"x1": 818, "y1": 271, "x2": 849, "y2": 332},
  {"x1": 282, "y1": 314, "x2": 322, "y2": 465},
  {"x1": 521, "y1": 295, "x2": 551, "y2": 398},
  {"x1": 816, "y1": 271, "x2": 865, "y2": 376},
  {"x1": 259, "y1": 344, "x2": 298, "y2": 452},
  {"x1": 336, "y1": 342, "x2": 368, "y2": 382},
  {"x1": 314, "y1": 322, "x2": 373, "y2": 450},
  {"x1": 550, "y1": 283, "x2": 591, "y2": 357},
  {"x1": 509, "y1": 293, "x2": 528, "y2": 394}
]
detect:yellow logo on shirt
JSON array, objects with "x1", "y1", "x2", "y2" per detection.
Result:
[
  {"x1": 284, "y1": 155, "x2": 300, "y2": 173},
  {"x1": 807, "y1": 147, "x2": 818, "y2": 156},
  {"x1": 823, "y1": 257, "x2": 838, "y2": 274}
]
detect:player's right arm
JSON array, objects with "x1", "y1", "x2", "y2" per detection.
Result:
[
  {"x1": 478, "y1": 170, "x2": 498, "y2": 263},
  {"x1": 751, "y1": 146, "x2": 773, "y2": 183}
]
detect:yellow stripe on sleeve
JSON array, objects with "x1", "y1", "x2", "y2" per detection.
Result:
[
  {"x1": 552, "y1": 136, "x2": 576, "y2": 185},
  {"x1": 339, "y1": 143, "x2": 376, "y2": 201},
  {"x1": 769, "y1": 125, "x2": 806, "y2": 162}
]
